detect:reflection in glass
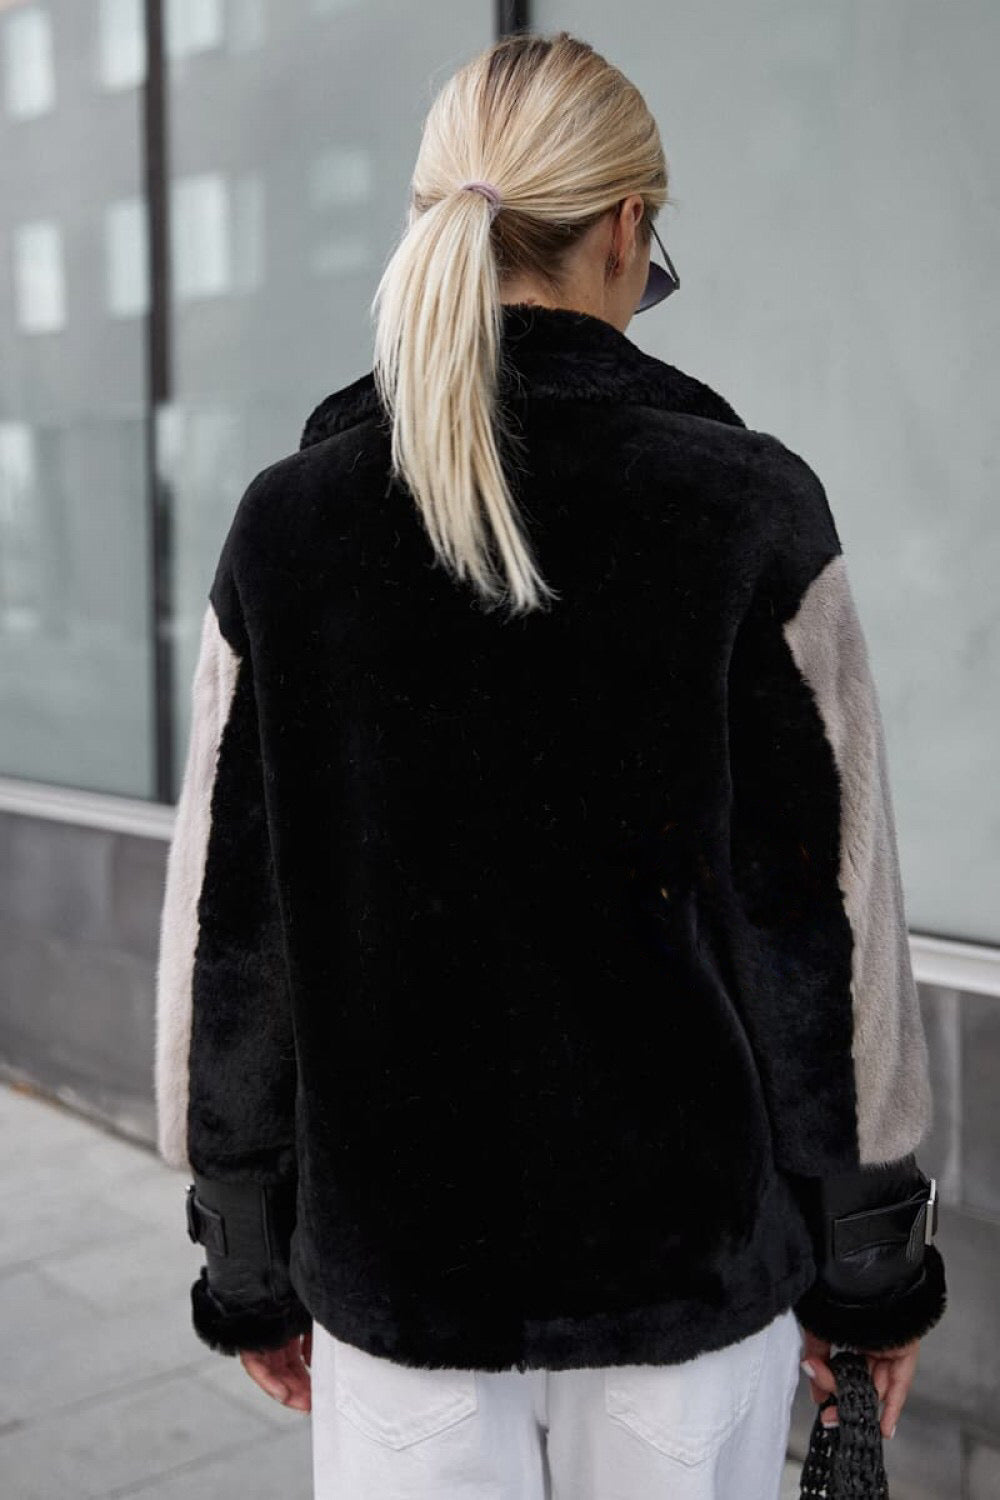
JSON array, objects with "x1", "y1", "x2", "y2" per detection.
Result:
[
  {"x1": 162, "y1": 1, "x2": 493, "y2": 802},
  {"x1": 308, "y1": 146, "x2": 373, "y2": 280},
  {"x1": 98, "y1": 0, "x2": 147, "y2": 92},
  {"x1": 0, "y1": 0, "x2": 153, "y2": 796},
  {"x1": 171, "y1": 171, "x2": 265, "y2": 300},
  {"x1": 0, "y1": 422, "x2": 41, "y2": 635},
  {"x1": 105, "y1": 197, "x2": 150, "y2": 317},
  {"x1": 309, "y1": 233, "x2": 369, "y2": 279},
  {"x1": 13, "y1": 220, "x2": 66, "y2": 333},
  {"x1": 231, "y1": 174, "x2": 265, "y2": 292},
  {"x1": 308, "y1": 145, "x2": 374, "y2": 208},
  {"x1": 172, "y1": 174, "x2": 230, "y2": 298},
  {"x1": 2, "y1": 5, "x2": 55, "y2": 120},
  {"x1": 166, "y1": 0, "x2": 224, "y2": 60},
  {"x1": 229, "y1": 0, "x2": 265, "y2": 52},
  {"x1": 156, "y1": 400, "x2": 250, "y2": 784}
]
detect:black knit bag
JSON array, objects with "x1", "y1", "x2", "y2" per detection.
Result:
[{"x1": 799, "y1": 1349, "x2": 890, "y2": 1499}]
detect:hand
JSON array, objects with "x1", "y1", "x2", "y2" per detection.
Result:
[
  {"x1": 239, "y1": 1328, "x2": 312, "y2": 1412},
  {"x1": 799, "y1": 1326, "x2": 920, "y2": 1440}
]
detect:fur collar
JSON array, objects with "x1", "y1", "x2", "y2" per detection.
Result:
[{"x1": 299, "y1": 301, "x2": 746, "y2": 450}]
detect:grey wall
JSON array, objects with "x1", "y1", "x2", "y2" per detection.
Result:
[
  {"x1": 1, "y1": 810, "x2": 998, "y2": 1495},
  {"x1": 0, "y1": 809, "x2": 164, "y2": 1143}
]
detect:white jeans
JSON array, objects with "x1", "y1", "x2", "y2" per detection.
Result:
[{"x1": 310, "y1": 1306, "x2": 803, "y2": 1499}]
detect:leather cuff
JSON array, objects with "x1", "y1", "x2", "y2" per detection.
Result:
[
  {"x1": 791, "y1": 1158, "x2": 947, "y2": 1350},
  {"x1": 185, "y1": 1171, "x2": 311, "y2": 1356},
  {"x1": 794, "y1": 1241, "x2": 947, "y2": 1351},
  {"x1": 190, "y1": 1265, "x2": 312, "y2": 1356}
]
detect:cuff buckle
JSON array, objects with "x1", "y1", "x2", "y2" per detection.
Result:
[{"x1": 185, "y1": 1182, "x2": 228, "y2": 1256}]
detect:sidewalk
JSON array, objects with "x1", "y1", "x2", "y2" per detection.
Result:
[
  {"x1": 0, "y1": 1080, "x2": 312, "y2": 1499},
  {"x1": 1, "y1": 1079, "x2": 803, "y2": 1497}
]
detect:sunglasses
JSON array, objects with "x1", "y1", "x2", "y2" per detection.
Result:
[{"x1": 635, "y1": 217, "x2": 680, "y2": 314}]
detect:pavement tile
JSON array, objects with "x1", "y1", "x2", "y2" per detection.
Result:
[
  {"x1": 0, "y1": 1262, "x2": 98, "y2": 1347},
  {"x1": 0, "y1": 1263, "x2": 215, "y2": 1425},
  {"x1": 0, "y1": 1083, "x2": 106, "y2": 1163},
  {"x1": 781, "y1": 1459, "x2": 803, "y2": 1499},
  {"x1": 0, "y1": 1155, "x2": 152, "y2": 1271},
  {"x1": 109, "y1": 1424, "x2": 312, "y2": 1499},
  {"x1": 0, "y1": 1368, "x2": 270, "y2": 1499},
  {"x1": 37, "y1": 1224, "x2": 200, "y2": 1317}
]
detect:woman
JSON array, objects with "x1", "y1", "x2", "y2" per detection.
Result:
[{"x1": 155, "y1": 30, "x2": 946, "y2": 1500}]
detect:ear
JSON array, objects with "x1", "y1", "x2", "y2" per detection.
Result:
[{"x1": 615, "y1": 195, "x2": 647, "y2": 269}]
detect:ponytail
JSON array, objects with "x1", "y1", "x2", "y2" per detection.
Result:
[
  {"x1": 369, "y1": 30, "x2": 668, "y2": 617},
  {"x1": 371, "y1": 184, "x2": 556, "y2": 618}
]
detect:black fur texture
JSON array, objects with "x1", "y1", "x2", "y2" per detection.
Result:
[
  {"x1": 190, "y1": 1266, "x2": 312, "y2": 1357},
  {"x1": 178, "y1": 302, "x2": 944, "y2": 1369},
  {"x1": 793, "y1": 1243, "x2": 947, "y2": 1351}
]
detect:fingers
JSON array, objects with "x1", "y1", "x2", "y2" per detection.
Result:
[
  {"x1": 240, "y1": 1349, "x2": 291, "y2": 1405},
  {"x1": 850, "y1": 1339, "x2": 919, "y2": 1439},
  {"x1": 866, "y1": 1354, "x2": 892, "y2": 1404},
  {"x1": 876, "y1": 1347, "x2": 919, "y2": 1440},
  {"x1": 798, "y1": 1328, "x2": 837, "y2": 1422},
  {"x1": 800, "y1": 1355, "x2": 836, "y2": 1395},
  {"x1": 800, "y1": 1362, "x2": 838, "y2": 1423},
  {"x1": 805, "y1": 1342, "x2": 919, "y2": 1441},
  {"x1": 797, "y1": 1329, "x2": 922, "y2": 1441},
  {"x1": 799, "y1": 1341, "x2": 839, "y2": 1427},
  {"x1": 239, "y1": 1334, "x2": 313, "y2": 1412},
  {"x1": 278, "y1": 1340, "x2": 312, "y2": 1412}
]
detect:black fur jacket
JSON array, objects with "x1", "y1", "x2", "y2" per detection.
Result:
[{"x1": 155, "y1": 301, "x2": 946, "y2": 1370}]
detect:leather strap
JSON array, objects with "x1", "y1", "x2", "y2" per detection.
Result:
[
  {"x1": 186, "y1": 1183, "x2": 228, "y2": 1257},
  {"x1": 831, "y1": 1176, "x2": 938, "y2": 1265}
]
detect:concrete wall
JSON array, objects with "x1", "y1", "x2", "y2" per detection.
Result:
[{"x1": 0, "y1": 806, "x2": 166, "y2": 1145}]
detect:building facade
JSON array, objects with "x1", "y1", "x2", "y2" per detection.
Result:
[{"x1": 1, "y1": 3, "x2": 997, "y2": 1493}]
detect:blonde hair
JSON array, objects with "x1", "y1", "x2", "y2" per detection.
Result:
[{"x1": 370, "y1": 31, "x2": 669, "y2": 618}]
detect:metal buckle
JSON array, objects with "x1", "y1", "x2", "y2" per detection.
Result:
[
  {"x1": 924, "y1": 1176, "x2": 939, "y2": 1245},
  {"x1": 185, "y1": 1182, "x2": 200, "y2": 1243},
  {"x1": 184, "y1": 1183, "x2": 228, "y2": 1255}
]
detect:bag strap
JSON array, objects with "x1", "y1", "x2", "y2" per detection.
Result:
[{"x1": 799, "y1": 1349, "x2": 890, "y2": 1499}]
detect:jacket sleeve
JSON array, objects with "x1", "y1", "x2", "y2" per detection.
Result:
[
  {"x1": 724, "y1": 446, "x2": 946, "y2": 1351},
  {"x1": 154, "y1": 491, "x2": 311, "y2": 1356}
]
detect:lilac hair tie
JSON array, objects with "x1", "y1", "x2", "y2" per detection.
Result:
[{"x1": 459, "y1": 179, "x2": 503, "y2": 222}]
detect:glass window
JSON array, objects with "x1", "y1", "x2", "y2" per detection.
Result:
[
  {"x1": 229, "y1": 0, "x2": 265, "y2": 53},
  {"x1": 3, "y1": 5, "x2": 55, "y2": 120},
  {"x1": 162, "y1": 1, "x2": 493, "y2": 791},
  {"x1": 105, "y1": 197, "x2": 150, "y2": 318},
  {"x1": 171, "y1": 173, "x2": 234, "y2": 299},
  {"x1": 0, "y1": 422, "x2": 40, "y2": 634},
  {"x1": 0, "y1": 0, "x2": 152, "y2": 796},
  {"x1": 97, "y1": 0, "x2": 146, "y2": 92},
  {"x1": 169, "y1": 170, "x2": 265, "y2": 301},
  {"x1": 537, "y1": 0, "x2": 1000, "y2": 947},
  {"x1": 13, "y1": 220, "x2": 66, "y2": 333},
  {"x1": 0, "y1": 0, "x2": 497, "y2": 803},
  {"x1": 308, "y1": 145, "x2": 374, "y2": 208},
  {"x1": 165, "y1": 0, "x2": 224, "y2": 61},
  {"x1": 308, "y1": 146, "x2": 374, "y2": 275}
]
